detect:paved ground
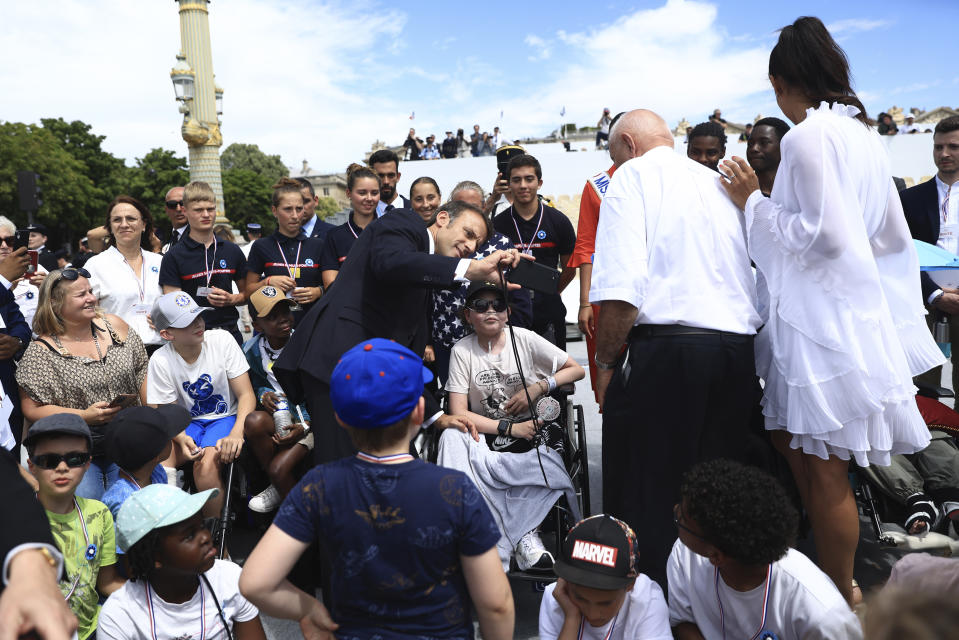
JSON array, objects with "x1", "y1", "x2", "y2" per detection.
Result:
[{"x1": 239, "y1": 339, "x2": 949, "y2": 639}]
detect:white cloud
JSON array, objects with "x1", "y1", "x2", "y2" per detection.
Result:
[
  {"x1": 827, "y1": 18, "x2": 891, "y2": 36},
  {"x1": 525, "y1": 34, "x2": 552, "y2": 61}
]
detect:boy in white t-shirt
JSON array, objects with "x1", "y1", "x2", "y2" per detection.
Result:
[
  {"x1": 147, "y1": 292, "x2": 255, "y2": 517},
  {"x1": 668, "y1": 459, "x2": 862, "y2": 640},
  {"x1": 539, "y1": 514, "x2": 671, "y2": 640}
]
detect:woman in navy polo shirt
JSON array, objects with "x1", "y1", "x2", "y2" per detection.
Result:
[
  {"x1": 245, "y1": 178, "x2": 325, "y2": 323},
  {"x1": 320, "y1": 164, "x2": 380, "y2": 289}
]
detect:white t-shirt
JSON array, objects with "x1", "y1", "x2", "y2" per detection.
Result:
[
  {"x1": 147, "y1": 329, "x2": 249, "y2": 419},
  {"x1": 86, "y1": 247, "x2": 164, "y2": 345},
  {"x1": 539, "y1": 575, "x2": 672, "y2": 640},
  {"x1": 98, "y1": 560, "x2": 258, "y2": 640},
  {"x1": 446, "y1": 326, "x2": 568, "y2": 423},
  {"x1": 667, "y1": 540, "x2": 862, "y2": 640}
]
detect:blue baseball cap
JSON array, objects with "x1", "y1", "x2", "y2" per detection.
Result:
[
  {"x1": 330, "y1": 338, "x2": 433, "y2": 429},
  {"x1": 116, "y1": 484, "x2": 218, "y2": 552}
]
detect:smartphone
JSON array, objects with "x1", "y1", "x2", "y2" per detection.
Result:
[
  {"x1": 13, "y1": 229, "x2": 30, "y2": 250},
  {"x1": 508, "y1": 259, "x2": 560, "y2": 295},
  {"x1": 26, "y1": 250, "x2": 38, "y2": 274},
  {"x1": 108, "y1": 394, "x2": 138, "y2": 409}
]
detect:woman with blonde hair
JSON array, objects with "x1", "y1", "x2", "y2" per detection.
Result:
[{"x1": 16, "y1": 268, "x2": 148, "y2": 499}]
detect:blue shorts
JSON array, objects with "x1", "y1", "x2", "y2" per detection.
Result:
[{"x1": 185, "y1": 415, "x2": 237, "y2": 448}]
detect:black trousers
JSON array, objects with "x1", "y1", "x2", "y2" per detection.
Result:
[
  {"x1": 601, "y1": 329, "x2": 756, "y2": 589},
  {"x1": 303, "y1": 373, "x2": 358, "y2": 467}
]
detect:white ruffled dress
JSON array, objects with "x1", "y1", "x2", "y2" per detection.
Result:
[{"x1": 745, "y1": 102, "x2": 945, "y2": 467}]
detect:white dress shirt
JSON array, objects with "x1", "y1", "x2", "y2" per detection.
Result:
[
  {"x1": 85, "y1": 246, "x2": 164, "y2": 345},
  {"x1": 936, "y1": 175, "x2": 959, "y2": 255},
  {"x1": 591, "y1": 146, "x2": 760, "y2": 334}
]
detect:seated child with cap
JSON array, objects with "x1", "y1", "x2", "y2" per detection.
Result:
[
  {"x1": 25, "y1": 414, "x2": 126, "y2": 640},
  {"x1": 441, "y1": 280, "x2": 585, "y2": 572},
  {"x1": 539, "y1": 514, "x2": 671, "y2": 640},
  {"x1": 98, "y1": 484, "x2": 266, "y2": 640},
  {"x1": 241, "y1": 286, "x2": 312, "y2": 514},
  {"x1": 147, "y1": 292, "x2": 255, "y2": 518},
  {"x1": 239, "y1": 338, "x2": 515, "y2": 640},
  {"x1": 668, "y1": 459, "x2": 862, "y2": 640}
]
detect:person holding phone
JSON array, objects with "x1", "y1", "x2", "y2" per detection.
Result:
[{"x1": 16, "y1": 268, "x2": 148, "y2": 500}]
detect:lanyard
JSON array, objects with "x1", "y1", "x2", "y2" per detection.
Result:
[
  {"x1": 120, "y1": 469, "x2": 142, "y2": 490},
  {"x1": 203, "y1": 237, "x2": 218, "y2": 289},
  {"x1": 146, "y1": 580, "x2": 206, "y2": 640},
  {"x1": 275, "y1": 238, "x2": 302, "y2": 280},
  {"x1": 715, "y1": 565, "x2": 771, "y2": 640},
  {"x1": 510, "y1": 203, "x2": 545, "y2": 255},
  {"x1": 356, "y1": 452, "x2": 414, "y2": 464},
  {"x1": 347, "y1": 214, "x2": 361, "y2": 240},
  {"x1": 122, "y1": 249, "x2": 146, "y2": 302},
  {"x1": 63, "y1": 498, "x2": 97, "y2": 602},
  {"x1": 577, "y1": 612, "x2": 618, "y2": 640}
]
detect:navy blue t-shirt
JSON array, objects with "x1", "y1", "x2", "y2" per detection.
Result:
[
  {"x1": 159, "y1": 234, "x2": 248, "y2": 330},
  {"x1": 246, "y1": 231, "x2": 324, "y2": 317},
  {"x1": 274, "y1": 457, "x2": 500, "y2": 639},
  {"x1": 319, "y1": 213, "x2": 365, "y2": 272}
]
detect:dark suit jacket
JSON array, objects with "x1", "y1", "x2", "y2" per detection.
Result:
[
  {"x1": 307, "y1": 217, "x2": 336, "y2": 245},
  {"x1": 0, "y1": 284, "x2": 30, "y2": 442},
  {"x1": 276, "y1": 209, "x2": 459, "y2": 402},
  {"x1": 900, "y1": 178, "x2": 940, "y2": 301}
]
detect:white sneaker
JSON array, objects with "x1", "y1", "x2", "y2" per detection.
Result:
[
  {"x1": 249, "y1": 485, "x2": 282, "y2": 513},
  {"x1": 515, "y1": 530, "x2": 554, "y2": 571}
]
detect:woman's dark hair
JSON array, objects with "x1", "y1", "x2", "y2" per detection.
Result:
[
  {"x1": 271, "y1": 177, "x2": 305, "y2": 208},
  {"x1": 126, "y1": 528, "x2": 163, "y2": 581},
  {"x1": 681, "y1": 459, "x2": 798, "y2": 566},
  {"x1": 410, "y1": 176, "x2": 440, "y2": 200},
  {"x1": 769, "y1": 16, "x2": 869, "y2": 124},
  {"x1": 104, "y1": 195, "x2": 155, "y2": 251},
  {"x1": 346, "y1": 163, "x2": 380, "y2": 192}
]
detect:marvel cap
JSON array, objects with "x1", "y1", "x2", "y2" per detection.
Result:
[
  {"x1": 151, "y1": 291, "x2": 210, "y2": 331},
  {"x1": 249, "y1": 285, "x2": 294, "y2": 319},
  {"x1": 330, "y1": 338, "x2": 433, "y2": 429},
  {"x1": 24, "y1": 413, "x2": 92, "y2": 449},
  {"x1": 105, "y1": 405, "x2": 191, "y2": 471},
  {"x1": 116, "y1": 484, "x2": 218, "y2": 552},
  {"x1": 553, "y1": 514, "x2": 639, "y2": 590}
]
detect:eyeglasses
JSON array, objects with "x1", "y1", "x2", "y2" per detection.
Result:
[
  {"x1": 0, "y1": 236, "x2": 13, "y2": 247},
  {"x1": 468, "y1": 297, "x2": 507, "y2": 313},
  {"x1": 31, "y1": 451, "x2": 91, "y2": 469},
  {"x1": 54, "y1": 267, "x2": 91, "y2": 284},
  {"x1": 165, "y1": 200, "x2": 184, "y2": 209},
  {"x1": 673, "y1": 503, "x2": 708, "y2": 541}
]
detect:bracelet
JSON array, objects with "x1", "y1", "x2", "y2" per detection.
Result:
[
  {"x1": 594, "y1": 355, "x2": 617, "y2": 370},
  {"x1": 579, "y1": 303, "x2": 592, "y2": 309}
]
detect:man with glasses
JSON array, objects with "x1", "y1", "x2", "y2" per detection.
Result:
[{"x1": 161, "y1": 185, "x2": 188, "y2": 254}]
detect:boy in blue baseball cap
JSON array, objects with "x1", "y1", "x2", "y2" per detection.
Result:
[{"x1": 240, "y1": 338, "x2": 515, "y2": 639}]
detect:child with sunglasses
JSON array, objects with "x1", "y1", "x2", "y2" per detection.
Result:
[
  {"x1": 99, "y1": 484, "x2": 266, "y2": 640},
  {"x1": 25, "y1": 413, "x2": 126, "y2": 640},
  {"x1": 442, "y1": 281, "x2": 585, "y2": 572}
]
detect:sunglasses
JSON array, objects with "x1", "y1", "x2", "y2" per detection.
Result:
[
  {"x1": 31, "y1": 451, "x2": 91, "y2": 470},
  {"x1": 54, "y1": 267, "x2": 91, "y2": 284},
  {"x1": 468, "y1": 298, "x2": 507, "y2": 313},
  {"x1": 165, "y1": 200, "x2": 184, "y2": 209},
  {"x1": 673, "y1": 503, "x2": 708, "y2": 542},
  {"x1": 0, "y1": 236, "x2": 13, "y2": 247}
]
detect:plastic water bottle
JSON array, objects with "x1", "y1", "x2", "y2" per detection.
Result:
[
  {"x1": 273, "y1": 396, "x2": 293, "y2": 437},
  {"x1": 935, "y1": 315, "x2": 951, "y2": 358}
]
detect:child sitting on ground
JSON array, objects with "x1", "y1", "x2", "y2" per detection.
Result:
[
  {"x1": 668, "y1": 459, "x2": 862, "y2": 640},
  {"x1": 239, "y1": 338, "x2": 514, "y2": 640},
  {"x1": 241, "y1": 286, "x2": 312, "y2": 513},
  {"x1": 147, "y1": 292, "x2": 255, "y2": 518},
  {"x1": 539, "y1": 514, "x2": 671, "y2": 640},
  {"x1": 441, "y1": 281, "x2": 585, "y2": 571},
  {"x1": 26, "y1": 414, "x2": 126, "y2": 639},
  {"x1": 98, "y1": 484, "x2": 266, "y2": 640}
]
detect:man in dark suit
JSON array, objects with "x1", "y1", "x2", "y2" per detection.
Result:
[
  {"x1": 901, "y1": 116, "x2": 959, "y2": 399},
  {"x1": 294, "y1": 177, "x2": 336, "y2": 244},
  {"x1": 276, "y1": 201, "x2": 522, "y2": 464}
]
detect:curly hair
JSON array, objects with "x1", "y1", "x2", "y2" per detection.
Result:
[
  {"x1": 125, "y1": 528, "x2": 163, "y2": 582},
  {"x1": 688, "y1": 121, "x2": 727, "y2": 146},
  {"x1": 681, "y1": 459, "x2": 797, "y2": 565}
]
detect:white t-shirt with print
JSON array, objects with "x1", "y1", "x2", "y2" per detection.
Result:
[
  {"x1": 98, "y1": 559, "x2": 258, "y2": 640},
  {"x1": 539, "y1": 575, "x2": 672, "y2": 640},
  {"x1": 147, "y1": 329, "x2": 249, "y2": 419},
  {"x1": 667, "y1": 540, "x2": 862, "y2": 640}
]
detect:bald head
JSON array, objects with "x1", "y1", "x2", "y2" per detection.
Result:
[{"x1": 609, "y1": 109, "x2": 674, "y2": 167}]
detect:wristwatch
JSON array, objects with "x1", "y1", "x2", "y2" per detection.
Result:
[
  {"x1": 594, "y1": 355, "x2": 617, "y2": 371},
  {"x1": 497, "y1": 419, "x2": 510, "y2": 436}
]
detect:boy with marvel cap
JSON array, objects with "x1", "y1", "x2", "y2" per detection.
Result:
[
  {"x1": 540, "y1": 514, "x2": 671, "y2": 640},
  {"x1": 240, "y1": 337, "x2": 514, "y2": 640}
]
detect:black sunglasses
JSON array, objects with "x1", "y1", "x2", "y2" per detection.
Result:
[
  {"x1": 165, "y1": 200, "x2": 184, "y2": 209},
  {"x1": 468, "y1": 298, "x2": 507, "y2": 313},
  {"x1": 54, "y1": 267, "x2": 91, "y2": 284},
  {"x1": 673, "y1": 503, "x2": 708, "y2": 541},
  {"x1": 31, "y1": 451, "x2": 91, "y2": 470},
  {"x1": 0, "y1": 236, "x2": 13, "y2": 247}
]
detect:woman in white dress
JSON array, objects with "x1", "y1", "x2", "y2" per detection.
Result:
[
  {"x1": 720, "y1": 16, "x2": 943, "y2": 605},
  {"x1": 85, "y1": 196, "x2": 164, "y2": 353}
]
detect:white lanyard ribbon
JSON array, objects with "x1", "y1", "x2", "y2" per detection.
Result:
[
  {"x1": 146, "y1": 580, "x2": 206, "y2": 640},
  {"x1": 63, "y1": 498, "x2": 97, "y2": 602},
  {"x1": 510, "y1": 203, "x2": 545, "y2": 256},
  {"x1": 203, "y1": 237, "x2": 218, "y2": 289},
  {"x1": 275, "y1": 239, "x2": 302, "y2": 280},
  {"x1": 356, "y1": 452, "x2": 414, "y2": 464},
  {"x1": 715, "y1": 564, "x2": 772, "y2": 640},
  {"x1": 577, "y1": 611, "x2": 618, "y2": 640}
]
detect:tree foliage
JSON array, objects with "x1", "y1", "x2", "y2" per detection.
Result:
[
  {"x1": 222, "y1": 168, "x2": 275, "y2": 233},
  {"x1": 124, "y1": 148, "x2": 190, "y2": 232},
  {"x1": 315, "y1": 196, "x2": 340, "y2": 220},
  {"x1": 220, "y1": 143, "x2": 288, "y2": 184}
]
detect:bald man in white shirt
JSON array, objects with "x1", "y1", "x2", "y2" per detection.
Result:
[{"x1": 591, "y1": 109, "x2": 762, "y2": 589}]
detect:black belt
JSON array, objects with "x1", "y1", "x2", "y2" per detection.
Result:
[{"x1": 629, "y1": 324, "x2": 745, "y2": 339}]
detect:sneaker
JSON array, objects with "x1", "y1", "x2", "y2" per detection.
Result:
[
  {"x1": 249, "y1": 485, "x2": 282, "y2": 513},
  {"x1": 515, "y1": 530, "x2": 554, "y2": 572}
]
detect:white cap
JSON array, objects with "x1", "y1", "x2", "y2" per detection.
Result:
[{"x1": 151, "y1": 292, "x2": 210, "y2": 331}]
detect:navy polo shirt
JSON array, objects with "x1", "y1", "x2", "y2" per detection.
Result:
[
  {"x1": 159, "y1": 233, "x2": 248, "y2": 330},
  {"x1": 319, "y1": 213, "x2": 365, "y2": 272},
  {"x1": 492, "y1": 203, "x2": 576, "y2": 320},
  {"x1": 247, "y1": 231, "x2": 324, "y2": 316}
]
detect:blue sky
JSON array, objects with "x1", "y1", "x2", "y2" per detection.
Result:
[{"x1": 1, "y1": 0, "x2": 955, "y2": 173}]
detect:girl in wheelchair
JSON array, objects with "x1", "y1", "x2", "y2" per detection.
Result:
[{"x1": 440, "y1": 281, "x2": 585, "y2": 572}]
